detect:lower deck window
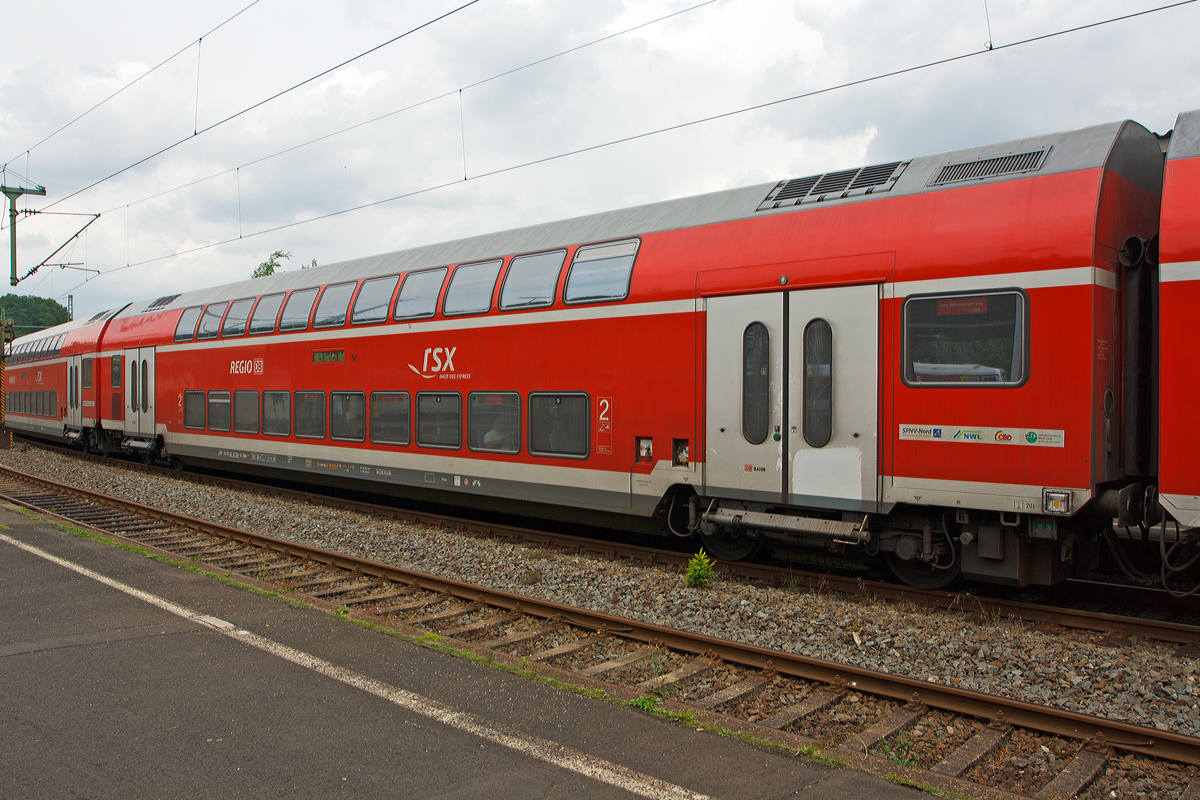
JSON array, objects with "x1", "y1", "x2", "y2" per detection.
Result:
[
  {"x1": 234, "y1": 391, "x2": 259, "y2": 434},
  {"x1": 208, "y1": 391, "x2": 231, "y2": 432},
  {"x1": 263, "y1": 391, "x2": 290, "y2": 436},
  {"x1": 417, "y1": 393, "x2": 461, "y2": 448},
  {"x1": 370, "y1": 392, "x2": 410, "y2": 445},
  {"x1": 294, "y1": 392, "x2": 326, "y2": 438},
  {"x1": 903, "y1": 291, "x2": 1026, "y2": 385},
  {"x1": 331, "y1": 392, "x2": 366, "y2": 441},
  {"x1": 184, "y1": 391, "x2": 205, "y2": 429},
  {"x1": 469, "y1": 393, "x2": 520, "y2": 453},
  {"x1": 529, "y1": 393, "x2": 588, "y2": 458}
]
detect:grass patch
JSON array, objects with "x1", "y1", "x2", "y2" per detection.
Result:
[{"x1": 873, "y1": 734, "x2": 919, "y2": 768}]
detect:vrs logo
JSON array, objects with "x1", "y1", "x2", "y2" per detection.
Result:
[
  {"x1": 409, "y1": 347, "x2": 457, "y2": 379},
  {"x1": 1025, "y1": 431, "x2": 1038, "y2": 443}
]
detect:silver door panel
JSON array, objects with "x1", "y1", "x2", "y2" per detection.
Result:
[
  {"x1": 786, "y1": 285, "x2": 878, "y2": 511},
  {"x1": 704, "y1": 293, "x2": 784, "y2": 500}
]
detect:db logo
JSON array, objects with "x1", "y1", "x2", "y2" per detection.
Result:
[
  {"x1": 744, "y1": 464, "x2": 753, "y2": 472},
  {"x1": 995, "y1": 431, "x2": 1013, "y2": 442}
]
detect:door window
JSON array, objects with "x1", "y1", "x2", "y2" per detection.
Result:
[
  {"x1": 742, "y1": 323, "x2": 769, "y2": 445},
  {"x1": 803, "y1": 319, "x2": 832, "y2": 448}
]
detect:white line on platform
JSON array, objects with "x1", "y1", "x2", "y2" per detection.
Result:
[{"x1": 1, "y1": 532, "x2": 708, "y2": 800}]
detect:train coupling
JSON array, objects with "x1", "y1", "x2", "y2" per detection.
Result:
[
  {"x1": 120, "y1": 437, "x2": 157, "y2": 453},
  {"x1": 63, "y1": 429, "x2": 84, "y2": 445}
]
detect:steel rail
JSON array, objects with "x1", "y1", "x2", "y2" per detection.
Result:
[
  {"x1": 3, "y1": 463, "x2": 1199, "y2": 766},
  {"x1": 14, "y1": 441, "x2": 1200, "y2": 648}
]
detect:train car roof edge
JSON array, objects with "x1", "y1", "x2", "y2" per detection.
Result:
[
  {"x1": 109, "y1": 118, "x2": 1149, "y2": 318},
  {"x1": 1166, "y1": 109, "x2": 1200, "y2": 161}
]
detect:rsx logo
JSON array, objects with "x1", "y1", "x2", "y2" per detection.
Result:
[{"x1": 409, "y1": 347, "x2": 457, "y2": 378}]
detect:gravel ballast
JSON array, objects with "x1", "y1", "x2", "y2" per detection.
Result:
[{"x1": 3, "y1": 446, "x2": 1198, "y2": 754}]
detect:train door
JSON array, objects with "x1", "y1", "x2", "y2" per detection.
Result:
[
  {"x1": 123, "y1": 347, "x2": 156, "y2": 437},
  {"x1": 705, "y1": 293, "x2": 786, "y2": 501},
  {"x1": 786, "y1": 284, "x2": 879, "y2": 511},
  {"x1": 66, "y1": 354, "x2": 82, "y2": 429}
]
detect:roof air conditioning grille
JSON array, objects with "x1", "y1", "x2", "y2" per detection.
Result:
[
  {"x1": 928, "y1": 148, "x2": 1049, "y2": 186},
  {"x1": 757, "y1": 161, "x2": 909, "y2": 212},
  {"x1": 143, "y1": 294, "x2": 181, "y2": 312}
]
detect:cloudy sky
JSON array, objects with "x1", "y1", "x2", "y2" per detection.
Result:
[{"x1": 0, "y1": 0, "x2": 1197, "y2": 319}]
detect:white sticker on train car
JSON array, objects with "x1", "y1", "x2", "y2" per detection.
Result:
[{"x1": 899, "y1": 425, "x2": 1064, "y2": 447}]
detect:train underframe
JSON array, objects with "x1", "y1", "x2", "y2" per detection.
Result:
[{"x1": 659, "y1": 482, "x2": 1177, "y2": 591}]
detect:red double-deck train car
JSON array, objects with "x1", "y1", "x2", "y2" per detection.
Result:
[
  {"x1": 1159, "y1": 110, "x2": 1200, "y2": 534},
  {"x1": 6, "y1": 112, "x2": 1193, "y2": 591}
]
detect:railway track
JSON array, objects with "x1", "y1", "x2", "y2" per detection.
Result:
[
  {"x1": 19, "y1": 438, "x2": 1200, "y2": 649},
  {"x1": 2, "y1": 463, "x2": 1200, "y2": 799}
]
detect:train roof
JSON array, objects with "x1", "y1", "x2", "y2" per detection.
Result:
[
  {"x1": 1167, "y1": 109, "x2": 1200, "y2": 161},
  {"x1": 111, "y1": 117, "x2": 1158, "y2": 319},
  {"x1": 10, "y1": 315, "x2": 96, "y2": 348}
]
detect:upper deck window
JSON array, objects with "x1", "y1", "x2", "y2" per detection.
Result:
[
  {"x1": 222, "y1": 298, "x2": 255, "y2": 337},
  {"x1": 903, "y1": 291, "x2": 1027, "y2": 386},
  {"x1": 197, "y1": 303, "x2": 228, "y2": 340},
  {"x1": 564, "y1": 239, "x2": 639, "y2": 304},
  {"x1": 444, "y1": 260, "x2": 502, "y2": 316},
  {"x1": 175, "y1": 307, "x2": 202, "y2": 342},
  {"x1": 279, "y1": 288, "x2": 319, "y2": 332},
  {"x1": 352, "y1": 275, "x2": 399, "y2": 325},
  {"x1": 249, "y1": 293, "x2": 285, "y2": 335},
  {"x1": 394, "y1": 268, "x2": 447, "y2": 320},
  {"x1": 500, "y1": 250, "x2": 566, "y2": 310},
  {"x1": 313, "y1": 282, "x2": 357, "y2": 329}
]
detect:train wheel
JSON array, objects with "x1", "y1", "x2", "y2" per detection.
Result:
[
  {"x1": 886, "y1": 552, "x2": 961, "y2": 590},
  {"x1": 171, "y1": 456, "x2": 185, "y2": 472},
  {"x1": 699, "y1": 528, "x2": 761, "y2": 562},
  {"x1": 78, "y1": 433, "x2": 91, "y2": 455},
  {"x1": 141, "y1": 449, "x2": 155, "y2": 466}
]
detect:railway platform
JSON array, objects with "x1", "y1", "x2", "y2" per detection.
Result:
[{"x1": 0, "y1": 504, "x2": 925, "y2": 800}]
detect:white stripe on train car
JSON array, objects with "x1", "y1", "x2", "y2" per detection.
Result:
[
  {"x1": 1160, "y1": 261, "x2": 1200, "y2": 282},
  {"x1": 890, "y1": 265, "x2": 1112, "y2": 298}
]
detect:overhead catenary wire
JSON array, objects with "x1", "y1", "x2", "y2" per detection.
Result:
[
  {"x1": 37, "y1": 0, "x2": 485, "y2": 213},
  {"x1": 88, "y1": 0, "x2": 722, "y2": 219},
  {"x1": 52, "y1": 0, "x2": 1195, "y2": 298},
  {"x1": 1, "y1": 0, "x2": 262, "y2": 169}
]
